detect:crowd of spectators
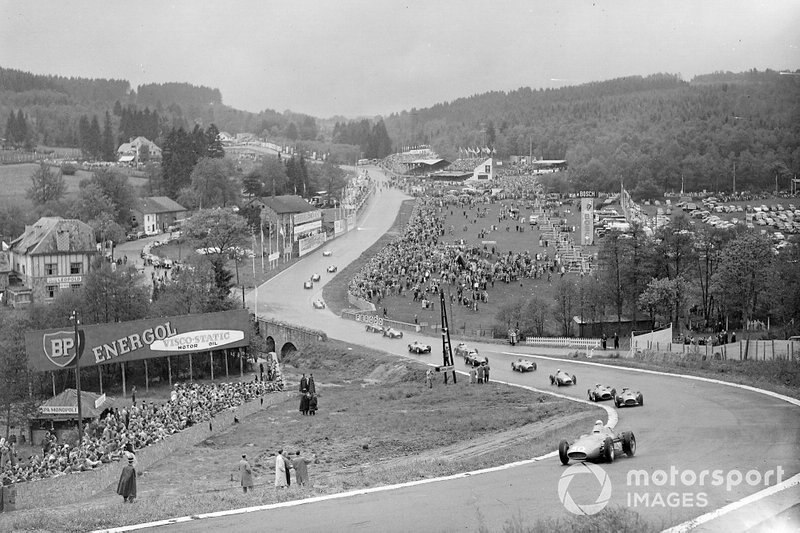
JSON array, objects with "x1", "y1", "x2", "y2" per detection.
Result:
[
  {"x1": 348, "y1": 190, "x2": 570, "y2": 312},
  {"x1": 0, "y1": 379, "x2": 282, "y2": 486}
]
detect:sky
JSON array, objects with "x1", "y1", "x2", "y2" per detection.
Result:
[{"x1": 1, "y1": 0, "x2": 799, "y2": 118}]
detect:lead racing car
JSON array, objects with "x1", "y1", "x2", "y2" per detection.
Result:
[
  {"x1": 558, "y1": 420, "x2": 637, "y2": 465},
  {"x1": 511, "y1": 358, "x2": 537, "y2": 372},
  {"x1": 408, "y1": 341, "x2": 432, "y2": 354},
  {"x1": 549, "y1": 369, "x2": 577, "y2": 386},
  {"x1": 615, "y1": 387, "x2": 644, "y2": 407},
  {"x1": 588, "y1": 384, "x2": 616, "y2": 402}
]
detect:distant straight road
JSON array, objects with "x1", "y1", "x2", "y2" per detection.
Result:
[{"x1": 156, "y1": 167, "x2": 799, "y2": 533}]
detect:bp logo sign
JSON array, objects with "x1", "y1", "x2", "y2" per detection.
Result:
[
  {"x1": 41, "y1": 330, "x2": 83, "y2": 368},
  {"x1": 557, "y1": 462, "x2": 612, "y2": 515}
]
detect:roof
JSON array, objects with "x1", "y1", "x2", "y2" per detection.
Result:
[
  {"x1": 259, "y1": 195, "x2": 315, "y2": 215},
  {"x1": 10, "y1": 217, "x2": 96, "y2": 256},
  {"x1": 410, "y1": 158, "x2": 447, "y2": 166},
  {"x1": 37, "y1": 388, "x2": 115, "y2": 420},
  {"x1": 135, "y1": 196, "x2": 187, "y2": 215},
  {"x1": 118, "y1": 155, "x2": 135, "y2": 162},
  {"x1": 117, "y1": 136, "x2": 162, "y2": 154}
]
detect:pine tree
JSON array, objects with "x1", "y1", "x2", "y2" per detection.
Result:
[
  {"x1": 88, "y1": 115, "x2": 102, "y2": 160},
  {"x1": 78, "y1": 115, "x2": 91, "y2": 157},
  {"x1": 205, "y1": 123, "x2": 225, "y2": 158},
  {"x1": 4, "y1": 111, "x2": 16, "y2": 146},
  {"x1": 102, "y1": 111, "x2": 116, "y2": 161}
]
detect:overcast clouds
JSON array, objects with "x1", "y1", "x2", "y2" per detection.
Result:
[{"x1": 1, "y1": 0, "x2": 798, "y2": 118}]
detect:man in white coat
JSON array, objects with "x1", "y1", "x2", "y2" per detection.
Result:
[{"x1": 274, "y1": 449, "x2": 288, "y2": 489}]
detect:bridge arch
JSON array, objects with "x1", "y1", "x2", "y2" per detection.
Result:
[
  {"x1": 264, "y1": 336, "x2": 276, "y2": 353},
  {"x1": 280, "y1": 342, "x2": 297, "y2": 359}
]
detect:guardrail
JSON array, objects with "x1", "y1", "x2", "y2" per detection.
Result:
[{"x1": 524, "y1": 336, "x2": 601, "y2": 349}]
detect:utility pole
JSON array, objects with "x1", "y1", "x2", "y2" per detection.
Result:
[
  {"x1": 733, "y1": 162, "x2": 736, "y2": 194},
  {"x1": 70, "y1": 310, "x2": 83, "y2": 446}
]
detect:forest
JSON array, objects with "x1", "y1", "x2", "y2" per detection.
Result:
[{"x1": 384, "y1": 71, "x2": 800, "y2": 196}]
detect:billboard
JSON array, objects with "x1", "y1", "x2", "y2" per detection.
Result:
[
  {"x1": 293, "y1": 210, "x2": 322, "y2": 226},
  {"x1": 298, "y1": 232, "x2": 326, "y2": 257},
  {"x1": 25, "y1": 310, "x2": 251, "y2": 372}
]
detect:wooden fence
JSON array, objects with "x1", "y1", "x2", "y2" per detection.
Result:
[{"x1": 525, "y1": 336, "x2": 601, "y2": 349}]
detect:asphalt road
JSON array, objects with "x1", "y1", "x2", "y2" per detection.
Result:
[{"x1": 157, "y1": 166, "x2": 800, "y2": 532}]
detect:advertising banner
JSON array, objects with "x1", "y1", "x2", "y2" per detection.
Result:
[
  {"x1": 25, "y1": 310, "x2": 251, "y2": 371},
  {"x1": 334, "y1": 219, "x2": 345, "y2": 235},
  {"x1": 293, "y1": 219, "x2": 322, "y2": 240},
  {"x1": 293, "y1": 210, "x2": 322, "y2": 226},
  {"x1": 581, "y1": 197, "x2": 594, "y2": 246},
  {"x1": 346, "y1": 214, "x2": 356, "y2": 229},
  {"x1": 298, "y1": 232, "x2": 326, "y2": 257}
]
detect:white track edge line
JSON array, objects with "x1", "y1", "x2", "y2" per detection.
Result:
[{"x1": 661, "y1": 473, "x2": 800, "y2": 533}]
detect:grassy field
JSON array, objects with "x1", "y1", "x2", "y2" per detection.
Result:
[
  {"x1": 0, "y1": 163, "x2": 149, "y2": 211},
  {"x1": 0, "y1": 339, "x2": 605, "y2": 532}
]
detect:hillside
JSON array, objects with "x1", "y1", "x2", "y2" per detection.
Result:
[{"x1": 384, "y1": 70, "x2": 800, "y2": 195}]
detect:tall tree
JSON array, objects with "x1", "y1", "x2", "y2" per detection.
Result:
[
  {"x1": 205, "y1": 123, "x2": 225, "y2": 158},
  {"x1": 712, "y1": 232, "x2": 774, "y2": 341},
  {"x1": 102, "y1": 110, "x2": 116, "y2": 161},
  {"x1": 553, "y1": 279, "x2": 578, "y2": 336},
  {"x1": 88, "y1": 115, "x2": 102, "y2": 160},
  {"x1": 183, "y1": 209, "x2": 249, "y2": 304},
  {"x1": 186, "y1": 157, "x2": 238, "y2": 209},
  {"x1": 80, "y1": 261, "x2": 150, "y2": 324},
  {"x1": 26, "y1": 162, "x2": 66, "y2": 205}
]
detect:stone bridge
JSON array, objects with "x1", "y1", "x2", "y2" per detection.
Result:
[{"x1": 256, "y1": 317, "x2": 327, "y2": 359}]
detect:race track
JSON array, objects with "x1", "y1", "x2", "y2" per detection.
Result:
[{"x1": 155, "y1": 166, "x2": 800, "y2": 532}]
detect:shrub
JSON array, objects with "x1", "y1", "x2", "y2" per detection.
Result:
[{"x1": 61, "y1": 163, "x2": 77, "y2": 175}]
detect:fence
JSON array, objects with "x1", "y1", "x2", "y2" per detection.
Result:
[
  {"x1": 525, "y1": 336, "x2": 601, "y2": 349},
  {"x1": 11, "y1": 390, "x2": 291, "y2": 510},
  {"x1": 632, "y1": 339, "x2": 799, "y2": 361}
]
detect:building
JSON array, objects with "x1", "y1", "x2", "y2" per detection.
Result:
[
  {"x1": 5, "y1": 217, "x2": 97, "y2": 307},
  {"x1": 466, "y1": 157, "x2": 497, "y2": 182},
  {"x1": 131, "y1": 197, "x2": 187, "y2": 236},
  {"x1": 252, "y1": 195, "x2": 323, "y2": 257},
  {"x1": 117, "y1": 136, "x2": 162, "y2": 164}
]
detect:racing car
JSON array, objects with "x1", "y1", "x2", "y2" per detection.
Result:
[
  {"x1": 322, "y1": 250, "x2": 332, "y2": 257},
  {"x1": 312, "y1": 299, "x2": 325, "y2": 309},
  {"x1": 549, "y1": 369, "x2": 577, "y2": 386},
  {"x1": 463, "y1": 350, "x2": 487, "y2": 366},
  {"x1": 408, "y1": 341, "x2": 432, "y2": 354},
  {"x1": 303, "y1": 280, "x2": 313, "y2": 289},
  {"x1": 382, "y1": 327, "x2": 404, "y2": 339},
  {"x1": 588, "y1": 384, "x2": 616, "y2": 402},
  {"x1": 365, "y1": 323, "x2": 384, "y2": 333},
  {"x1": 454, "y1": 343, "x2": 471, "y2": 358},
  {"x1": 326, "y1": 265, "x2": 338, "y2": 273},
  {"x1": 511, "y1": 358, "x2": 537, "y2": 372},
  {"x1": 311, "y1": 273, "x2": 321, "y2": 282},
  {"x1": 558, "y1": 420, "x2": 636, "y2": 465},
  {"x1": 615, "y1": 387, "x2": 644, "y2": 407}
]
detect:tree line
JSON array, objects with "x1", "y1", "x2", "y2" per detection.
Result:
[
  {"x1": 332, "y1": 118, "x2": 393, "y2": 159},
  {"x1": 498, "y1": 219, "x2": 800, "y2": 344},
  {"x1": 384, "y1": 70, "x2": 800, "y2": 198}
]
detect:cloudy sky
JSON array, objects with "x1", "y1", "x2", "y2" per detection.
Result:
[{"x1": 1, "y1": 0, "x2": 798, "y2": 118}]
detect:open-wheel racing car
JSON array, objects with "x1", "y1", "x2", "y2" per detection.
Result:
[
  {"x1": 408, "y1": 341, "x2": 432, "y2": 354},
  {"x1": 312, "y1": 299, "x2": 325, "y2": 309},
  {"x1": 549, "y1": 369, "x2": 577, "y2": 386},
  {"x1": 326, "y1": 265, "x2": 338, "y2": 273},
  {"x1": 588, "y1": 384, "x2": 616, "y2": 402},
  {"x1": 558, "y1": 421, "x2": 637, "y2": 465},
  {"x1": 454, "y1": 343, "x2": 471, "y2": 358},
  {"x1": 303, "y1": 280, "x2": 313, "y2": 289},
  {"x1": 382, "y1": 327, "x2": 403, "y2": 339},
  {"x1": 511, "y1": 358, "x2": 537, "y2": 372},
  {"x1": 322, "y1": 250, "x2": 332, "y2": 257},
  {"x1": 615, "y1": 388, "x2": 644, "y2": 407},
  {"x1": 311, "y1": 273, "x2": 321, "y2": 282},
  {"x1": 463, "y1": 350, "x2": 487, "y2": 366},
  {"x1": 365, "y1": 323, "x2": 384, "y2": 333}
]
